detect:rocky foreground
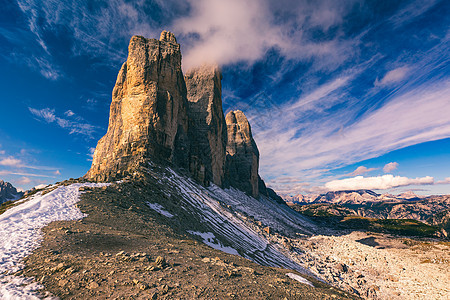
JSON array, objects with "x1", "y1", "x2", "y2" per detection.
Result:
[
  {"x1": 20, "y1": 179, "x2": 350, "y2": 299},
  {"x1": 16, "y1": 175, "x2": 450, "y2": 300}
]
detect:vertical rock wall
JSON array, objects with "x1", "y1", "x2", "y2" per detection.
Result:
[
  {"x1": 224, "y1": 110, "x2": 260, "y2": 198},
  {"x1": 185, "y1": 65, "x2": 227, "y2": 186},
  {"x1": 86, "y1": 31, "x2": 189, "y2": 181}
]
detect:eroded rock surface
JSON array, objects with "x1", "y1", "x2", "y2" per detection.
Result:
[
  {"x1": 225, "y1": 110, "x2": 260, "y2": 197},
  {"x1": 185, "y1": 64, "x2": 227, "y2": 186},
  {"x1": 86, "y1": 33, "x2": 189, "y2": 181}
]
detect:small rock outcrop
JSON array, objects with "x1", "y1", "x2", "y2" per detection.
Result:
[
  {"x1": 224, "y1": 110, "x2": 260, "y2": 197},
  {"x1": 0, "y1": 180, "x2": 23, "y2": 203},
  {"x1": 185, "y1": 64, "x2": 227, "y2": 186},
  {"x1": 86, "y1": 33, "x2": 189, "y2": 181}
]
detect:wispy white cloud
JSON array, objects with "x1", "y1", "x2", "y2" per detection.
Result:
[
  {"x1": 17, "y1": 176, "x2": 31, "y2": 185},
  {"x1": 383, "y1": 162, "x2": 399, "y2": 173},
  {"x1": 436, "y1": 177, "x2": 450, "y2": 184},
  {"x1": 28, "y1": 107, "x2": 56, "y2": 123},
  {"x1": 29, "y1": 107, "x2": 98, "y2": 139},
  {"x1": 0, "y1": 170, "x2": 56, "y2": 178},
  {"x1": 14, "y1": 0, "x2": 161, "y2": 72},
  {"x1": 349, "y1": 166, "x2": 377, "y2": 176},
  {"x1": 87, "y1": 147, "x2": 96, "y2": 162},
  {"x1": 64, "y1": 110, "x2": 75, "y2": 117},
  {"x1": 174, "y1": 0, "x2": 359, "y2": 69},
  {"x1": 374, "y1": 66, "x2": 410, "y2": 87},
  {"x1": 388, "y1": 0, "x2": 439, "y2": 28},
  {"x1": 325, "y1": 174, "x2": 434, "y2": 191},
  {"x1": 0, "y1": 157, "x2": 22, "y2": 167}
]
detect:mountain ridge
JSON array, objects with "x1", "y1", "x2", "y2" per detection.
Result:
[{"x1": 0, "y1": 180, "x2": 23, "y2": 204}]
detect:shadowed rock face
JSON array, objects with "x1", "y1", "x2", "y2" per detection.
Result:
[
  {"x1": 225, "y1": 110, "x2": 260, "y2": 197},
  {"x1": 185, "y1": 65, "x2": 227, "y2": 186},
  {"x1": 0, "y1": 180, "x2": 23, "y2": 203},
  {"x1": 86, "y1": 32, "x2": 189, "y2": 181}
]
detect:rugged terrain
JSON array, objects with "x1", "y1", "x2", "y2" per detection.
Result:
[
  {"x1": 20, "y1": 176, "x2": 351, "y2": 299},
  {"x1": 14, "y1": 168, "x2": 450, "y2": 300},
  {"x1": 285, "y1": 190, "x2": 450, "y2": 237},
  {"x1": 0, "y1": 180, "x2": 23, "y2": 204}
]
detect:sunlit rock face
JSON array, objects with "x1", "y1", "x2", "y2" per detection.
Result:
[
  {"x1": 225, "y1": 110, "x2": 260, "y2": 198},
  {"x1": 86, "y1": 31, "x2": 272, "y2": 201},
  {"x1": 185, "y1": 64, "x2": 227, "y2": 186},
  {"x1": 86, "y1": 31, "x2": 189, "y2": 181}
]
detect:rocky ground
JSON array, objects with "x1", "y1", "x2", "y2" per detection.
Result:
[
  {"x1": 264, "y1": 229, "x2": 450, "y2": 299},
  {"x1": 20, "y1": 182, "x2": 353, "y2": 299}
]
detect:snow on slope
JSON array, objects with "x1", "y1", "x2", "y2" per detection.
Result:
[
  {"x1": 0, "y1": 182, "x2": 109, "y2": 299},
  {"x1": 187, "y1": 231, "x2": 240, "y2": 256},
  {"x1": 153, "y1": 167, "x2": 317, "y2": 280},
  {"x1": 146, "y1": 202, "x2": 174, "y2": 218}
]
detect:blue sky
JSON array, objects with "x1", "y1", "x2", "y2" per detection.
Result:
[{"x1": 0, "y1": 0, "x2": 449, "y2": 195}]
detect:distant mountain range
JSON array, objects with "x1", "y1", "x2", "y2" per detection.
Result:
[
  {"x1": 284, "y1": 190, "x2": 450, "y2": 238},
  {"x1": 283, "y1": 189, "x2": 422, "y2": 205},
  {"x1": 0, "y1": 180, "x2": 23, "y2": 204}
]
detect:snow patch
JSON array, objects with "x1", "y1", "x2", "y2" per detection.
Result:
[
  {"x1": 286, "y1": 273, "x2": 314, "y2": 287},
  {"x1": 158, "y1": 167, "x2": 314, "y2": 276},
  {"x1": 146, "y1": 202, "x2": 174, "y2": 218},
  {"x1": 187, "y1": 231, "x2": 240, "y2": 256},
  {"x1": 0, "y1": 182, "x2": 109, "y2": 299}
]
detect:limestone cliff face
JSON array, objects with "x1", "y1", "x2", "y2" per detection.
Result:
[
  {"x1": 86, "y1": 31, "x2": 278, "y2": 202},
  {"x1": 225, "y1": 110, "x2": 260, "y2": 197},
  {"x1": 185, "y1": 65, "x2": 227, "y2": 186},
  {"x1": 86, "y1": 31, "x2": 189, "y2": 181}
]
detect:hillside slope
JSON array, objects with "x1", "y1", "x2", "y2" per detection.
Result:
[{"x1": 17, "y1": 170, "x2": 351, "y2": 299}]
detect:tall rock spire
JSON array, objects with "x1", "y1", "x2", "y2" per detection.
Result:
[
  {"x1": 86, "y1": 32, "x2": 189, "y2": 181},
  {"x1": 224, "y1": 110, "x2": 260, "y2": 197},
  {"x1": 185, "y1": 64, "x2": 227, "y2": 186}
]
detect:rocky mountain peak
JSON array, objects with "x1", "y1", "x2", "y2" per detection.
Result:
[
  {"x1": 0, "y1": 180, "x2": 23, "y2": 203},
  {"x1": 86, "y1": 32, "x2": 189, "y2": 181},
  {"x1": 225, "y1": 110, "x2": 260, "y2": 197},
  {"x1": 86, "y1": 31, "x2": 270, "y2": 200},
  {"x1": 159, "y1": 30, "x2": 177, "y2": 43}
]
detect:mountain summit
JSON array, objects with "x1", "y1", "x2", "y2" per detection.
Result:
[
  {"x1": 0, "y1": 180, "x2": 23, "y2": 203},
  {"x1": 85, "y1": 31, "x2": 272, "y2": 198}
]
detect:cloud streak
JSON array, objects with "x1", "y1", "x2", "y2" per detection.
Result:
[
  {"x1": 254, "y1": 32, "x2": 450, "y2": 193},
  {"x1": 349, "y1": 166, "x2": 377, "y2": 176},
  {"x1": 325, "y1": 175, "x2": 434, "y2": 191},
  {"x1": 374, "y1": 66, "x2": 410, "y2": 87},
  {"x1": 29, "y1": 107, "x2": 98, "y2": 139},
  {"x1": 0, "y1": 170, "x2": 56, "y2": 178}
]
